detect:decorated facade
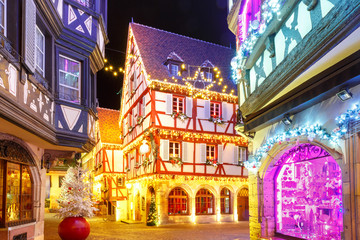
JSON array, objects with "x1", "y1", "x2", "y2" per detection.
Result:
[
  {"x1": 119, "y1": 23, "x2": 249, "y2": 225},
  {"x1": 228, "y1": 0, "x2": 360, "y2": 239},
  {"x1": 90, "y1": 107, "x2": 127, "y2": 221},
  {"x1": 0, "y1": 0, "x2": 107, "y2": 239}
]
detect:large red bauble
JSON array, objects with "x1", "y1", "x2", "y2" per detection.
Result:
[{"x1": 58, "y1": 217, "x2": 90, "y2": 240}]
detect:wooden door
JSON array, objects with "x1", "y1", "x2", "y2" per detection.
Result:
[{"x1": 237, "y1": 188, "x2": 249, "y2": 221}]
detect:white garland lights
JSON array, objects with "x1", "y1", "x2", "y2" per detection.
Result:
[
  {"x1": 244, "y1": 105, "x2": 360, "y2": 170},
  {"x1": 231, "y1": 0, "x2": 284, "y2": 84}
]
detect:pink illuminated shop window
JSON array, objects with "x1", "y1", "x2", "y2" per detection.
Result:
[{"x1": 275, "y1": 144, "x2": 343, "y2": 240}]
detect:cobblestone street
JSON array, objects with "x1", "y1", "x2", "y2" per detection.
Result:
[{"x1": 44, "y1": 213, "x2": 250, "y2": 240}]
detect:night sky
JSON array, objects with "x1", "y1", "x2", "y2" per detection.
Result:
[{"x1": 97, "y1": 0, "x2": 236, "y2": 110}]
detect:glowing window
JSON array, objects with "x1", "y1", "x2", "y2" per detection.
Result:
[
  {"x1": 195, "y1": 188, "x2": 214, "y2": 215},
  {"x1": 168, "y1": 187, "x2": 188, "y2": 215}
]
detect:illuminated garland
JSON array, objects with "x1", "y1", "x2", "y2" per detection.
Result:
[
  {"x1": 245, "y1": 105, "x2": 360, "y2": 170},
  {"x1": 158, "y1": 129, "x2": 247, "y2": 145},
  {"x1": 149, "y1": 80, "x2": 238, "y2": 103},
  {"x1": 126, "y1": 174, "x2": 248, "y2": 184},
  {"x1": 231, "y1": 0, "x2": 285, "y2": 83}
]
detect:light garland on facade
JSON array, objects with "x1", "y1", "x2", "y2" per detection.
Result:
[
  {"x1": 126, "y1": 174, "x2": 248, "y2": 185},
  {"x1": 231, "y1": 0, "x2": 285, "y2": 84},
  {"x1": 149, "y1": 80, "x2": 238, "y2": 103},
  {"x1": 245, "y1": 105, "x2": 360, "y2": 170},
  {"x1": 158, "y1": 129, "x2": 247, "y2": 145}
]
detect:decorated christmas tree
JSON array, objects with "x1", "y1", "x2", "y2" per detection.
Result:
[
  {"x1": 146, "y1": 195, "x2": 157, "y2": 226},
  {"x1": 56, "y1": 164, "x2": 97, "y2": 219}
]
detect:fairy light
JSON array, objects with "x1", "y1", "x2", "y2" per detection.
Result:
[{"x1": 245, "y1": 105, "x2": 360, "y2": 170}]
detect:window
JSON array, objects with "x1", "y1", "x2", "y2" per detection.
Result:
[
  {"x1": 220, "y1": 188, "x2": 231, "y2": 214},
  {"x1": 117, "y1": 177, "x2": 124, "y2": 187},
  {"x1": 204, "y1": 72, "x2": 212, "y2": 80},
  {"x1": 59, "y1": 55, "x2": 81, "y2": 103},
  {"x1": 0, "y1": 160, "x2": 33, "y2": 226},
  {"x1": 195, "y1": 188, "x2": 214, "y2": 215},
  {"x1": 170, "y1": 64, "x2": 179, "y2": 76},
  {"x1": 173, "y1": 96, "x2": 184, "y2": 114},
  {"x1": 35, "y1": 26, "x2": 45, "y2": 76},
  {"x1": 239, "y1": 147, "x2": 247, "y2": 162},
  {"x1": 75, "y1": 0, "x2": 91, "y2": 7},
  {"x1": 168, "y1": 187, "x2": 188, "y2": 215},
  {"x1": 169, "y1": 141, "x2": 180, "y2": 158},
  {"x1": 206, "y1": 145, "x2": 216, "y2": 161},
  {"x1": 210, "y1": 102, "x2": 220, "y2": 118},
  {"x1": 0, "y1": 0, "x2": 5, "y2": 35}
]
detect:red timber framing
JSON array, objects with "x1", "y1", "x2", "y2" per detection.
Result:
[
  {"x1": 95, "y1": 147, "x2": 127, "y2": 201},
  {"x1": 120, "y1": 24, "x2": 247, "y2": 183}
]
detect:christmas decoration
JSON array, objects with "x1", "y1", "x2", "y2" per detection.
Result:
[
  {"x1": 209, "y1": 116, "x2": 225, "y2": 125},
  {"x1": 56, "y1": 164, "x2": 97, "y2": 219},
  {"x1": 171, "y1": 112, "x2": 189, "y2": 121},
  {"x1": 169, "y1": 157, "x2": 183, "y2": 166},
  {"x1": 245, "y1": 105, "x2": 360, "y2": 171},
  {"x1": 206, "y1": 158, "x2": 219, "y2": 168},
  {"x1": 147, "y1": 195, "x2": 157, "y2": 226}
]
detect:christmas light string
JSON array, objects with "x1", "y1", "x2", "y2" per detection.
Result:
[
  {"x1": 244, "y1": 104, "x2": 360, "y2": 170},
  {"x1": 231, "y1": 0, "x2": 285, "y2": 83}
]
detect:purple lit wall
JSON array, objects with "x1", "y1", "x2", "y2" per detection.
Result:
[
  {"x1": 237, "y1": 0, "x2": 261, "y2": 47},
  {"x1": 275, "y1": 144, "x2": 343, "y2": 239}
]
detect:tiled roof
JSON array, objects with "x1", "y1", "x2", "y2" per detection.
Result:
[
  {"x1": 97, "y1": 107, "x2": 121, "y2": 144},
  {"x1": 130, "y1": 23, "x2": 237, "y2": 95}
]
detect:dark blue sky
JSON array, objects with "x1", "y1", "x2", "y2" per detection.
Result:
[{"x1": 97, "y1": 0, "x2": 236, "y2": 109}]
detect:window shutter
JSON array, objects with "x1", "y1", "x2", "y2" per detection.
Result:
[
  {"x1": 24, "y1": 0, "x2": 36, "y2": 73},
  {"x1": 204, "y1": 100, "x2": 210, "y2": 119},
  {"x1": 186, "y1": 97, "x2": 192, "y2": 117},
  {"x1": 182, "y1": 142, "x2": 187, "y2": 162},
  {"x1": 160, "y1": 139, "x2": 169, "y2": 161},
  {"x1": 142, "y1": 96, "x2": 146, "y2": 116},
  {"x1": 222, "y1": 102, "x2": 227, "y2": 121},
  {"x1": 200, "y1": 144, "x2": 206, "y2": 163},
  {"x1": 218, "y1": 145, "x2": 223, "y2": 164},
  {"x1": 165, "y1": 94, "x2": 173, "y2": 114},
  {"x1": 234, "y1": 146, "x2": 239, "y2": 164}
]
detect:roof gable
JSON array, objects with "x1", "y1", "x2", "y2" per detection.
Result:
[{"x1": 129, "y1": 23, "x2": 237, "y2": 95}]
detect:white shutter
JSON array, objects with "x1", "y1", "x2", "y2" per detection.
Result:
[
  {"x1": 142, "y1": 96, "x2": 146, "y2": 116},
  {"x1": 165, "y1": 94, "x2": 173, "y2": 114},
  {"x1": 204, "y1": 100, "x2": 210, "y2": 119},
  {"x1": 160, "y1": 139, "x2": 169, "y2": 161},
  {"x1": 182, "y1": 142, "x2": 187, "y2": 162},
  {"x1": 222, "y1": 102, "x2": 227, "y2": 121},
  {"x1": 218, "y1": 145, "x2": 223, "y2": 164},
  {"x1": 200, "y1": 144, "x2": 206, "y2": 163},
  {"x1": 24, "y1": 0, "x2": 36, "y2": 73},
  {"x1": 186, "y1": 97, "x2": 192, "y2": 117},
  {"x1": 234, "y1": 146, "x2": 239, "y2": 164}
]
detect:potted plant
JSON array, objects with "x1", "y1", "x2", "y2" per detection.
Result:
[{"x1": 56, "y1": 164, "x2": 97, "y2": 240}]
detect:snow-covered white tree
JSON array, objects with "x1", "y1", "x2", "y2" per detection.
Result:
[{"x1": 56, "y1": 164, "x2": 97, "y2": 218}]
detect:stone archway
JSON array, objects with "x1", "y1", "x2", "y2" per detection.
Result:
[{"x1": 262, "y1": 143, "x2": 343, "y2": 239}]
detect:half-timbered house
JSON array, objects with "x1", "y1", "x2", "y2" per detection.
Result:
[
  {"x1": 0, "y1": 0, "x2": 107, "y2": 239},
  {"x1": 91, "y1": 107, "x2": 127, "y2": 221},
  {"x1": 120, "y1": 23, "x2": 248, "y2": 225}
]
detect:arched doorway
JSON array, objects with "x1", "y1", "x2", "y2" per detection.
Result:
[
  {"x1": 274, "y1": 143, "x2": 343, "y2": 239},
  {"x1": 237, "y1": 188, "x2": 249, "y2": 221}
]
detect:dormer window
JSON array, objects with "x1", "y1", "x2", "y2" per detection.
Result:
[
  {"x1": 205, "y1": 71, "x2": 212, "y2": 80},
  {"x1": 170, "y1": 64, "x2": 179, "y2": 76}
]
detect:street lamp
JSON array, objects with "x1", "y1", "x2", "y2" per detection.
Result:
[{"x1": 139, "y1": 140, "x2": 150, "y2": 154}]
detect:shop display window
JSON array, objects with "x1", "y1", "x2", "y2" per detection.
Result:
[
  {"x1": 168, "y1": 187, "x2": 188, "y2": 215},
  {"x1": 275, "y1": 144, "x2": 343, "y2": 240},
  {"x1": 195, "y1": 188, "x2": 214, "y2": 215}
]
